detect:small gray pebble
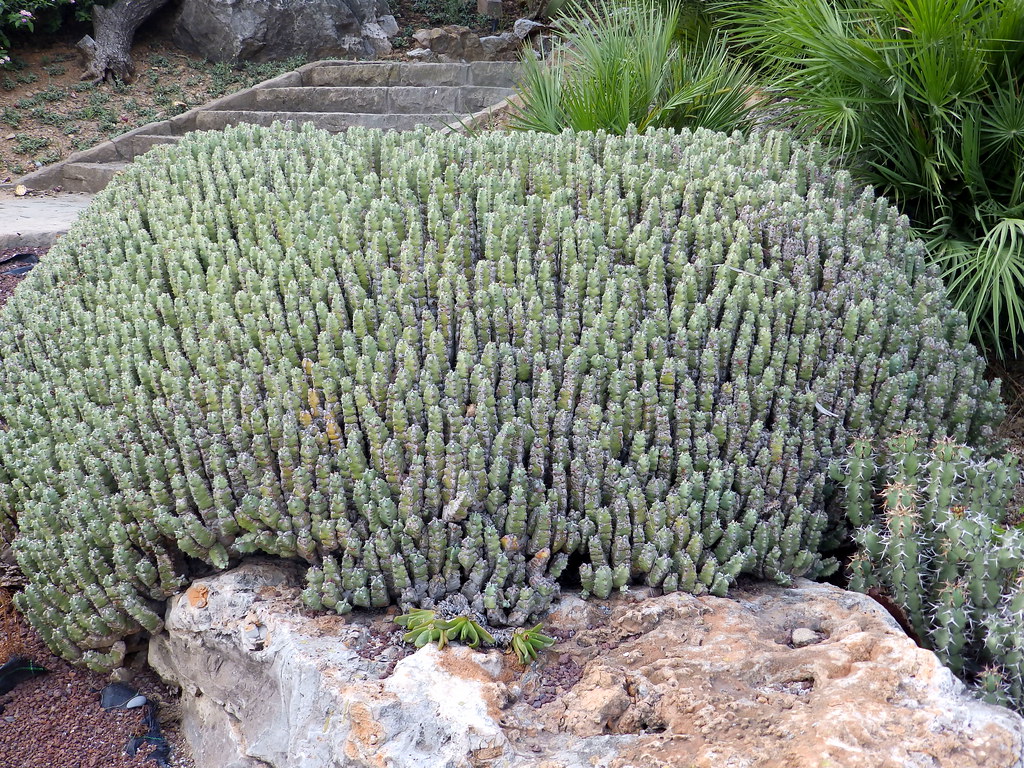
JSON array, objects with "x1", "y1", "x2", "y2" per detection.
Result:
[{"x1": 791, "y1": 628, "x2": 820, "y2": 647}]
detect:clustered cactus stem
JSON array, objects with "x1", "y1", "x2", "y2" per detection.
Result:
[
  {"x1": 0, "y1": 124, "x2": 1001, "y2": 671},
  {"x1": 835, "y1": 434, "x2": 1024, "y2": 709}
]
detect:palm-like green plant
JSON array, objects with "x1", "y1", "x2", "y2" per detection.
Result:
[
  {"x1": 711, "y1": 0, "x2": 1024, "y2": 357},
  {"x1": 510, "y1": 0, "x2": 756, "y2": 135}
]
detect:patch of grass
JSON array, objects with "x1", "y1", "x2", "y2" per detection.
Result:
[
  {"x1": 411, "y1": 0, "x2": 488, "y2": 26},
  {"x1": 392, "y1": 25, "x2": 416, "y2": 48},
  {"x1": 1, "y1": 107, "x2": 21, "y2": 128},
  {"x1": 2, "y1": 76, "x2": 16, "y2": 91},
  {"x1": 74, "y1": 101, "x2": 116, "y2": 121},
  {"x1": 147, "y1": 53, "x2": 174, "y2": 71},
  {"x1": 41, "y1": 85, "x2": 68, "y2": 101},
  {"x1": 18, "y1": 85, "x2": 71, "y2": 106},
  {"x1": 13, "y1": 135, "x2": 51, "y2": 155},
  {"x1": 29, "y1": 107, "x2": 70, "y2": 127},
  {"x1": 98, "y1": 114, "x2": 122, "y2": 133},
  {"x1": 42, "y1": 63, "x2": 66, "y2": 77},
  {"x1": 205, "y1": 56, "x2": 307, "y2": 97},
  {"x1": 151, "y1": 82, "x2": 184, "y2": 107},
  {"x1": 15, "y1": 71, "x2": 38, "y2": 85}
]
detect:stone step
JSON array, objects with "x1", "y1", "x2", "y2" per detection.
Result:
[
  {"x1": 194, "y1": 111, "x2": 460, "y2": 133},
  {"x1": 59, "y1": 162, "x2": 130, "y2": 194},
  {"x1": 304, "y1": 61, "x2": 519, "y2": 88},
  {"x1": 0, "y1": 194, "x2": 95, "y2": 250},
  {"x1": 247, "y1": 85, "x2": 514, "y2": 115},
  {"x1": 119, "y1": 133, "x2": 183, "y2": 159}
]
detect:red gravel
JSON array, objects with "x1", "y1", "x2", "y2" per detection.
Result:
[
  {"x1": 0, "y1": 602, "x2": 193, "y2": 768},
  {"x1": 0, "y1": 245, "x2": 44, "y2": 309},
  {"x1": 0, "y1": 272, "x2": 21, "y2": 308}
]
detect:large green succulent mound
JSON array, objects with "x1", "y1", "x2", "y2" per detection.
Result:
[{"x1": 0, "y1": 124, "x2": 1003, "y2": 671}]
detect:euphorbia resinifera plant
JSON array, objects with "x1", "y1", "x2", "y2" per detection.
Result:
[{"x1": 0, "y1": 124, "x2": 1002, "y2": 670}]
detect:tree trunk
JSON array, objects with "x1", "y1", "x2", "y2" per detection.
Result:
[{"x1": 77, "y1": 0, "x2": 171, "y2": 83}]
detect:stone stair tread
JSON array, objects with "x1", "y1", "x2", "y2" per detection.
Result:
[
  {"x1": 130, "y1": 134, "x2": 183, "y2": 145},
  {"x1": 195, "y1": 111, "x2": 462, "y2": 132},
  {"x1": 61, "y1": 161, "x2": 130, "y2": 176},
  {"x1": 63, "y1": 161, "x2": 130, "y2": 169},
  {"x1": 56, "y1": 161, "x2": 130, "y2": 194},
  {"x1": 250, "y1": 85, "x2": 515, "y2": 115},
  {"x1": 306, "y1": 61, "x2": 520, "y2": 88},
  {"x1": 120, "y1": 134, "x2": 184, "y2": 160},
  {"x1": 0, "y1": 194, "x2": 95, "y2": 250}
]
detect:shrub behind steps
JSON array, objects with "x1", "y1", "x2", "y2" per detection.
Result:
[{"x1": 0, "y1": 124, "x2": 1002, "y2": 670}]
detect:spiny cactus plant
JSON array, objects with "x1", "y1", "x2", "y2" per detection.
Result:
[
  {"x1": 835, "y1": 434, "x2": 1024, "y2": 709},
  {"x1": 0, "y1": 123, "x2": 1002, "y2": 671}
]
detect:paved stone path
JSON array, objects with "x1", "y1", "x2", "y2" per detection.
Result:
[{"x1": 0, "y1": 193, "x2": 95, "y2": 250}]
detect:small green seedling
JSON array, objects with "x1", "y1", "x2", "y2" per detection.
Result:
[
  {"x1": 510, "y1": 624, "x2": 555, "y2": 664},
  {"x1": 442, "y1": 616, "x2": 495, "y2": 649},
  {"x1": 395, "y1": 609, "x2": 451, "y2": 648}
]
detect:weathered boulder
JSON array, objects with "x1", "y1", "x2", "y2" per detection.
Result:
[
  {"x1": 410, "y1": 21, "x2": 543, "y2": 63},
  {"x1": 478, "y1": 31, "x2": 521, "y2": 61},
  {"x1": 172, "y1": 0, "x2": 399, "y2": 63},
  {"x1": 149, "y1": 560, "x2": 1024, "y2": 768},
  {"x1": 412, "y1": 25, "x2": 486, "y2": 61},
  {"x1": 511, "y1": 18, "x2": 544, "y2": 39}
]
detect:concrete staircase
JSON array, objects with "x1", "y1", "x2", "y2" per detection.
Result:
[{"x1": 16, "y1": 60, "x2": 519, "y2": 195}]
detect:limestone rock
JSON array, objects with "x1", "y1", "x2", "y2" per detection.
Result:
[
  {"x1": 150, "y1": 561, "x2": 1024, "y2": 768},
  {"x1": 512, "y1": 18, "x2": 544, "y2": 39},
  {"x1": 412, "y1": 23, "x2": 536, "y2": 62},
  {"x1": 172, "y1": 0, "x2": 398, "y2": 63},
  {"x1": 790, "y1": 627, "x2": 820, "y2": 647},
  {"x1": 405, "y1": 47, "x2": 436, "y2": 61},
  {"x1": 412, "y1": 25, "x2": 486, "y2": 61},
  {"x1": 479, "y1": 31, "x2": 521, "y2": 61}
]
